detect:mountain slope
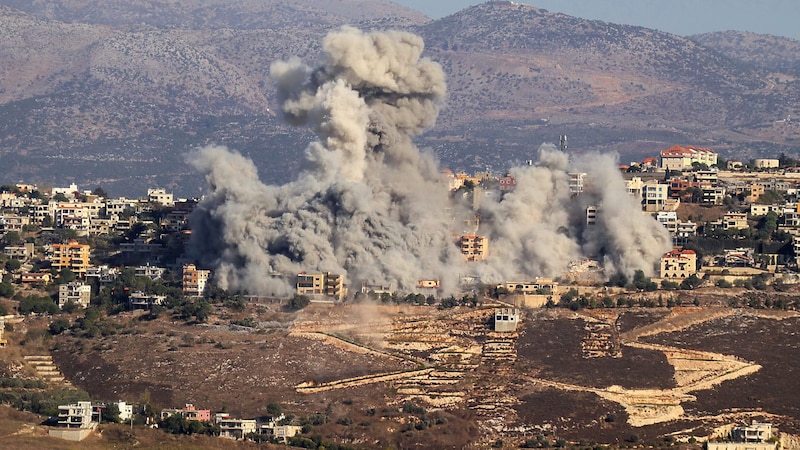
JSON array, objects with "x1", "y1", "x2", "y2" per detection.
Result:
[{"x1": 0, "y1": 0, "x2": 798, "y2": 195}]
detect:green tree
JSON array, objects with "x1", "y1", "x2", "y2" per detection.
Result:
[
  {"x1": 48, "y1": 319, "x2": 70, "y2": 335},
  {"x1": 1, "y1": 231, "x2": 21, "y2": 246},
  {"x1": 286, "y1": 294, "x2": 310, "y2": 311},
  {"x1": 680, "y1": 274, "x2": 703, "y2": 290},
  {"x1": 266, "y1": 402, "x2": 282, "y2": 416},
  {"x1": 18, "y1": 295, "x2": 59, "y2": 314},
  {"x1": 0, "y1": 281, "x2": 14, "y2": 298},
  {"x1": 608, "y1": 272, "x2": 628, "y2": 288},
  {"x1": 101, "y1": 402, "x2": 121, "y2": 423},
  {"x1": 54, "y1": 268, "x2": 76, "y2": 285},
  {"x1": 632, "y1": 270, "x2": 648, "y2": 290},
  {"x1": 52, "y1": 192, "x2": 69, "y2": 202}
]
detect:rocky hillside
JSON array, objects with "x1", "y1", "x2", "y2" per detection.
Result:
[
  {"x1": 0, "y1": 0, "x2": 798, "y2": 195},
  {"x1": 691, "y1": 31, "x2": 800, "y2": 72}
]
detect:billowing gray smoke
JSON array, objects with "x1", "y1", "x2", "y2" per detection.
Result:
[{"x1": 187, "y1": 27, "x2": 672, "y2": 296}]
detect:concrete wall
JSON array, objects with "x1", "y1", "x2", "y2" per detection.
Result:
[{"x1": 48, "y1": 425, "x2": 95, "y2": 441}]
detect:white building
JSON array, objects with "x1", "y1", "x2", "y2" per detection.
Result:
[
  {"x1": 494, "y1": 308, "x2": 520, "y2": 332},
  {"x1": 568, "y1": 172, "x2": 588, "y2": 194},
  {"x1": 656, "y1": 211, "x2": 678, "y2": 234},
  {"x1": 57, "y1": 401, "x2": 94, "y2": 428},
  {"x1": 129, "y1": 291, "x2": 166, "y2": 309},
  {"x1": 216, "y1": 414, "x2": 257, "y2": 440},
  {"x1": 58, "y1": 282, "x2": 92, "y2": 309},
  {"x1": 147, "y1": 188, "x2": 174, "y2": 207},
  {"x1": 642, "y1": 180, "x2": 672, "y2": 212},
  {"x1": 753, "y1": 159, "x2": 780, "y2": 169},
  {"x1": 113, "y1": 401, "x2": 133, "y2": 422},
  {"x1": 660, "y1": 145, "x2": 717, "y2": 171},
  {"x1": 135, "y1": 264, "x2": 166, "y2": 280}
]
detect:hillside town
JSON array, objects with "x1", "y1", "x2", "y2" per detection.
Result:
[
  {"x1": 1, "y1": 143, "x2": 800, "y2": 446},
  {"x1": 1, "y1": 144, "x2": 800, "y2": 306}
]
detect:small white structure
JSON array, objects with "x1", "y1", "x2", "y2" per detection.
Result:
[
  {"x1": 113, "y1": 401, "x2": 133, "y2": 422},
  {"x1": 494, "y1": 308, "x2": 520, "y2": 332}
]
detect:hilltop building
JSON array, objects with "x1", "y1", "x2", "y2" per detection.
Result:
[
  {"x1": 147, "y1": 188, "x2": 174, "y2": 207},
  {"x1": 707, "y1": 421, "x2": 776, "y2": 450},
  {"x1": 660, "y1": 145, "x2": 717, "y2": 171}
]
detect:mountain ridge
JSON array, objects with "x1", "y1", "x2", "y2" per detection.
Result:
[{"x1": 0, "y1": 0, "x2": 798, "y2": 196}]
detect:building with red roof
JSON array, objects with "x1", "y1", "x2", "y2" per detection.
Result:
[
  {"x1": 660, "y1": 145, "x2": 717, "y2": 171},
  {"x1": 660, "y1": 249, "x2": 697, "y2": 279}
]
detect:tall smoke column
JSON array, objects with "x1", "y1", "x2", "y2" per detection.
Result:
[
  {"x1": 572, "y1": 153, "x2": 673, "y2": 277},
  {"x1": 188, "y1": 27, "x2": 468, "y2": 295},
  {"x1": 474, "y1": 145, "x2": 583, "y2": 281},
  {"x1": 187, "y1": 26, "x2": 673, "y2": 297}
]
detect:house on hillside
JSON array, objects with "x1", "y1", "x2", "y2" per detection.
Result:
[
  {"x1": 660, "y1": 249, "x2": 697, "y2": 279},
  {"x1": 160, "y1": 404, "x2": 211, "y2": 422},
  {"x1": 58, "y1": 282, "x2": 91, "y2": 309},
  {"x1": 215, "y1": 413, "x2": 257, "y2": 440}
]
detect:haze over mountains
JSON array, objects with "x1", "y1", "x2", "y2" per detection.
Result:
[{"x1": 1, "y1": 0, "x2": 799, "y2": 196}]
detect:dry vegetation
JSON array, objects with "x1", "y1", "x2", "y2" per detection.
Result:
[{"x1": 0, "y1": 289, "x2": 798, "y2": 448}]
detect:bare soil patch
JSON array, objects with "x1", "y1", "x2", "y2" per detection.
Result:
[
  {"x1": 516, "y1": 315, "x2": 675, "y2": 390},
  {"x1": 644, "y1": 313, "x2": 800, "y2": 433}
]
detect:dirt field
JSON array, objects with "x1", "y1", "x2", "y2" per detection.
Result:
[
  {"x1": 645, "y1": 312, "x2": 800, "y2": 433},
  {"x1": 2, "y1": 299, "x2": 799, "y2": 448}
]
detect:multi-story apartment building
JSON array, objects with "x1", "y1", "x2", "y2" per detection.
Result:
[
  {"x1": 58, "y1": 282, "x2": 92, "y2": 309},
  {"x1": 625, "y1": 176, "x2": 645, "y2": 199},
  {"x1": 182, "y1": 264, "x2": 211, "y2": 297},
  {"x1": 3, "y1": 242, "x2": 34, "y2": 260},
  {"x1": 216, "y1": 414, "x2": 258, "y2": 440},
  {"x1": 129, "y1": 291, "x2": 166, "y2": 309},
  {"x1": 586, "y1": 205, "x2": 598, "y2": 225},
  {"x1": 568, "y1": 172, "x2": 588, "y2": 195},
  {"x1": 49, "y1": 240, "x2": 91, "y2": 276},
  {"x1": 296, "y1": 272, "x2": 346, "y2": 301},
  {"x1": 722, "y1": 212, "x2": 748, "y2": 230},
  {"x1": 656, "y1": 211, "x2": 678, "y2": 234},
  {"x1": 135, "y1": 264, "x2": 166, "y2": 280},
  {"x1": 460, "y1": 234, "x2": 488, "y2": 261},
  {"x1": 57, "y1": 401, "x2": 94, "y2": 429},
  {"x1": 0, "y1": 213, "x2": 30, "y2": 233},
  {"x1": 642, "y1": 180, "x2": 673, "y2": 212},
  {"x1": 31, "y1": 201, "x2": 57, "y2": 225}
]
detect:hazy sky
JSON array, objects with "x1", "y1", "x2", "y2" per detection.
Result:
[{"x1": 392, "y1": 0, "x2": 800, "y2": 41}]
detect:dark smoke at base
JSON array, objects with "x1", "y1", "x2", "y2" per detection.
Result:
[{"x1": 187, "y1": 27, "x2": 672, "y2": 296}]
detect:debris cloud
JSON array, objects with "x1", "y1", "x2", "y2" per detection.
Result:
[{"x1": 187, "y1": 27, "x2": 671, "y2": 296}]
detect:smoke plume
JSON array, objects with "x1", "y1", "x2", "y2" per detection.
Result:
[{"x1": 187, "y1": 27, "x2": 671, "y2": 296}]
